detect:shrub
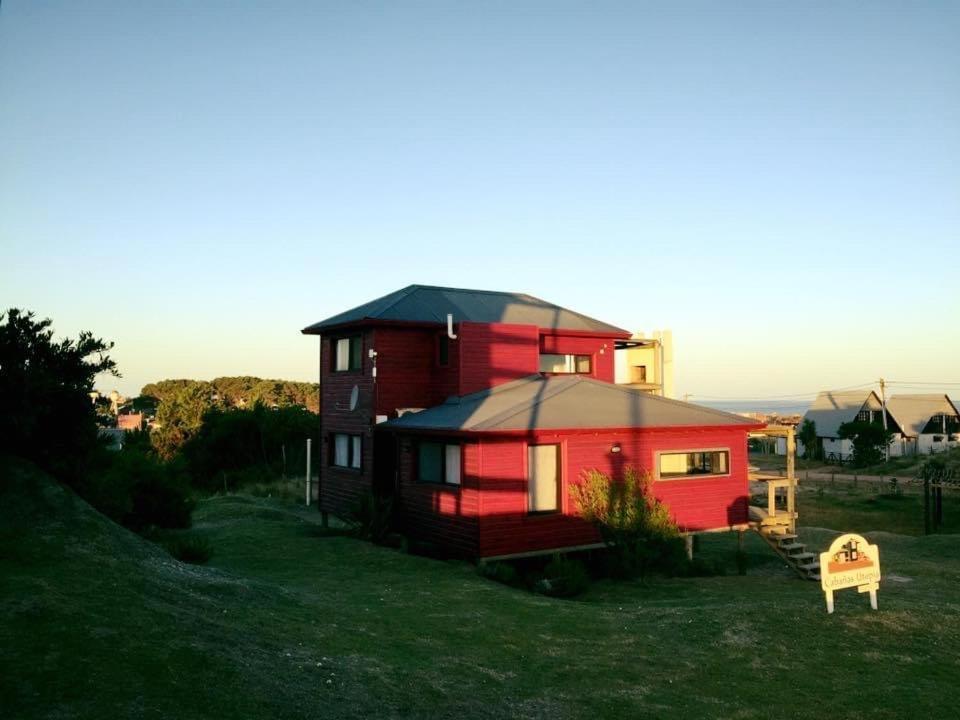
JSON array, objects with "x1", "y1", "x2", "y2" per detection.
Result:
[
  {"x1": 163, "y1": 535, "x2": 212, "y2": 564},
  {"x1": 87, "y1": 449, "x2": 193, "y2": 532},
  {"x1": 535, "y1": 555, "x2": 591, "y2": 598},
  {"x1": 479, "y1": 561, "x2": 521, "y2": 588},
  {"x1": 571, "y1": 467, "x2": 679, "y2": 581}
]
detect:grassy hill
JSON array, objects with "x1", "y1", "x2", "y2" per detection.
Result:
[{"x1": 3, "y1": 459, "x2": 959, "y2": 719}]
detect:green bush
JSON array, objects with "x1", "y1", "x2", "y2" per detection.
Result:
[
  {"x1": 572, "y1": 467, "x2": 679, "y2": 581},
  {"x1": 479, "y1": 561, "x2": 521, "y2": 587},
  {"x1": 86, "y1": 449, "x2": 193, "y2": 532},
  {"x1": 163, "y1": 534, "x2": 212, "y2": 564},
  {"x1": 534, "y1": 555, "x2": 591, "y2": 598}
]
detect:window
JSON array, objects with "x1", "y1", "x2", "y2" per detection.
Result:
[
  {"x1": 538, "y1": 354, "x2": 591, "y2": 374},
  {"x1": 437, "y1": 335, "x2": 450, "y2": 367},
  {"x1": 331, "y1": 433, "x2": 361, "y2": 469},
  {"x1": 333, "y1": 336, "x2": 362, "y2": 372},
  {"x1": 658, "y1": 450, "x2": 729, "y2": 479},
  {"x1": 528, "y1": 444, "x2": 560, "y2": 513},
  {"x1": 630, "y1": 365, "x2": 647, "y2": 383},
  {"x1": 417, "y1": 441, "x2": 461, "y2": 486}
]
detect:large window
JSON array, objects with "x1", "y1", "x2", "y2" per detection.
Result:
[
  {"x1": 658, "y1": 450, "x2": 729, "y2": 479},
  {"x1": 538, "y1": 354, "x2": 591, "y2": 374},
  {"x1": 417, "y1": 441, "x2": 461, "y2": 486},
  {"x1": 528, "y1": 444, "x2": 560, "y2": 513},
  {"x1": 331, "y1": 433, "x2": 362, "y2": 469},
  {"x1": 333, "y1": 336, "x2": 362, "y2": 372}
]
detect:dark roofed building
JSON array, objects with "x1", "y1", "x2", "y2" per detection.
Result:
[
  {"x1": 303, "y1": 284, "x2": 763, "y2": 560},
  {"x1": 303, "y1": 284, "x2": 629, "y2": 336}
]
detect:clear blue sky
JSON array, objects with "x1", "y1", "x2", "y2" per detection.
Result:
[{"x1": 1, "y1": 1, "x2": 957, "y2": 403}]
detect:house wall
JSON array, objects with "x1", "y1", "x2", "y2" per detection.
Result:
[
  {"x1": 919, "y1": 433, "x2": 959, "y2": 454},
  {"x1": 476, "y1": 426, "x2": 752, "y2": 559},
  {"x1": 372, "y1": 326, "x2": 459, "y2": 416},
  {"x1": 319, "y1": 329, "x2": 376, "y2": 517},
  {"x1": 458, "y1": 322, "x2": 540, "y2": 395},
  {"x1": 821, "y1": 438, "x2": 853, "y2": 462},
  {"x1": 392, "y1": 434, "x2": 481, "y2": 556}
]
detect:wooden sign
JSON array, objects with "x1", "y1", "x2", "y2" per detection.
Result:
[{"x1": 819, "y1": 533, "x2": 881, "y2": 614}]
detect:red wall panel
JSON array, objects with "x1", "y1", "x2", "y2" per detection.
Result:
[
  {"x1": 477, "y1": 426, "x2": 751, "y2": 558},
  {"x1": 458, "y1": 322, "x2": 540, "y2": 395},
  {"x1": 392, "y1": 435, "x2": 481, "y2": 556}
]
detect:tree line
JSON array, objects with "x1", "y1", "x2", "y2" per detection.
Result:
[{"x1": 1, "y1": 308, "x2": 319, "y2": 537}]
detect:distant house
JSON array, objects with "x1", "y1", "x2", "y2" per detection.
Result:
[
  {"x1": 801, "y1": 390, "x2": 898, "y2": 462},
  {"x1": 117, "y1": 413, "x2": 144, "y2": 431},
  {"x1": 886, "y1": 395, "x2": 960, "y2": 455},
  {"x1": 303, "y1": 284, "x2": 763, "y2": 560}
]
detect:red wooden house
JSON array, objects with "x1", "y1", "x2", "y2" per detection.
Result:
[{"x1": 303, "y1": 285, "x2": 762, "y2": 560}]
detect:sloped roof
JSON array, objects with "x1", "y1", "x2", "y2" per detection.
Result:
[
  {"x1": 886, "y1": 394, "x2": 960, "y2": 437},
  {"x1": 302, "y1": 284, "x2": 628, "y2": 335},
  {"x1": 803, "y1": 390, "x2": 883, "y2": 438},
  {"x1": 381, "y1": 375, "x2": 759, "y2": 433}
]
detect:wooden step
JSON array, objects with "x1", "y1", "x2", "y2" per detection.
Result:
[
  {"x1": 796, "y1": 560, "x2": 820, "y2": 572},
  {"x1": 767, "y1": 533, "x2": 798, "y2": 543},
  {"x1": 779, "y1": 542, "x2": 806, "y2": 554},
  {"x1": 790, "y1": 552, "x2": 817, "y2": 563}
]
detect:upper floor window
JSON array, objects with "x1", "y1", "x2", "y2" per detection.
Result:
[
  {"x1": 334, "y1": 336, "x2": 362, "y2": 372},
  {"x1": 539, "y1": 353, "x2": 591, "y2": 374},
  {"x1": 658, "y1": 449, "x2": 729, "y2": 480}
]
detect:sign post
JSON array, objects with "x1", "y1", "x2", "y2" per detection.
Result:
[{"x1": 819, "y1": 533, "x2": 881, "y2": 614}]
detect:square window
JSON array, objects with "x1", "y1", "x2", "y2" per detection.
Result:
[{"x1": 417, "y1": 441, "x2": 462, "y2": 486}]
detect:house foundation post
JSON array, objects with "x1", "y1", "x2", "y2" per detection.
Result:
[{"x1": 685, "y1": 535, "x2": 694, "y2": 561}]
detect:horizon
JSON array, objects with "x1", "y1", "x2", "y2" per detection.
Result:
[{"x1": 2, "y1": 2, "x2": 958, "y2": 401}]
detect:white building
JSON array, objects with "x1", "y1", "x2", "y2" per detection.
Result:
[
  {"x1": 886, "y1": 394, "x2": 960, "y2": 455},
  {"x1": 801, "y1": 390, "x2": 890, "y2": 462}
]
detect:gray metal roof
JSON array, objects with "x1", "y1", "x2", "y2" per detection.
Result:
[
  {"x1": 302, "y1": 284, "x2": 629, "y2": 335},
  {"x1": 886, "y1": 394, "x2": 960, "y2": 437},
  {"x1": 381, "y1": 375, "x2": 758, "y2": 433},
  {"x1": 802, "y1": 390, "x2": 883, "y2": 438}
]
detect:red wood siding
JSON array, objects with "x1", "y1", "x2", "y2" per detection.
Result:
[
  {"x1": 540, "y1": 332, "x2": 615, "y2": 382},
  {"x1": 319, "y1": 329, "x2": 376, "y2": 517},
  {"x1": 392, "y1": 434, "x2": 481, "y2": 557},
  {"x1": 477, "y1": 426, "x2": 751, "y2": 558},
  {"x1": 372, "y1": 327, "x2": 459, "y2": 417},
  {"x1": 458, "y1": 322, "x2": 540, "y2": 395}
]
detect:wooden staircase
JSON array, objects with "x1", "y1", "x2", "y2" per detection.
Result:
[{"x1": 749, "y1": 506, "x2": 820, "y2": 581}]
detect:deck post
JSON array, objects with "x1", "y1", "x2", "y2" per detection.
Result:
[
  {"x1": 685, "y1": 535, "x2": 694, "y2": 561},
  {"x1": 786, "y1": 427, "x2": 797, "y2": 534}
]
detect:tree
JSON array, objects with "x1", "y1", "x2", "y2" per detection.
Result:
[
  {"x1": 797, "y1": 418, "x2": 820, "y2": 460},
  {"x1": 571, "y1": 467, "x2": 679, "y2": 580},
  {"x1": 151, "y1": 383, "x2": 212, "y2": 459},
  {"x1": 0, "y1": 308, "x2": 117, "y2": 484},
  {"x1": 837, "y1": 420, "x2": 894, "y2": 468}
]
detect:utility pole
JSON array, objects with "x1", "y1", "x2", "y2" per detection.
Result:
[{"x1": 879, "y1": 378, "x2": 890, "y2": 462}]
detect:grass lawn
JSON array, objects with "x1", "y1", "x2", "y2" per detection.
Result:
[{"x1": 3, "y1": 459, "x2": 960, "y2": 719}]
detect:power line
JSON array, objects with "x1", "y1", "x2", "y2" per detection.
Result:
[
  {"x1": 886, "y1": 380, "x2": 960, "y2": 386},
  {"x1": 689, "y1": 381, "x2": 876, "y2": 401}
]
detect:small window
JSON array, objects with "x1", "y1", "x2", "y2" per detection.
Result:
[
  {"x1": 417, "y1": 441, "x2": 462, "y2": 486},
  {"x1": 630, "y1": 365, "x2": 647, "y2": 383},
  {"x1": 528, "y1": 444, "x2": 560, "y2": 513},
  {"x1": 437, "y1": 335, "x2": 450, "y2": 367},
  {"x1": 334, "y1": 336, "x2": 362, "y2": 372},
  {"x1": 331, "y1": 433, "x2": 362, "y2": 469},
  {"x1": 658, "y1": 450, "x2": 729, "y2": 479},
  {"x1": 538, "y1": 354, "x2": 591, "y2": 374}
]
